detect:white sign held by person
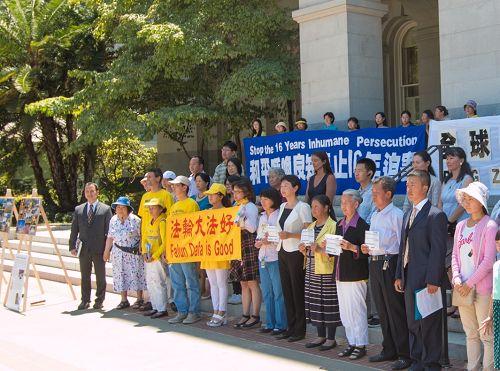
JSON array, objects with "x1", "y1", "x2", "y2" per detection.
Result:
[{"x1": 428, "y1": 116, "x2": 500, "y2": 195}]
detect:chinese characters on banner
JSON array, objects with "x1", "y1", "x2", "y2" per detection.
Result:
[
  {"x1": 165, "y1": 206, "x2": 242, "y2": 263},
  {"x1": 243, "y1": 126, "x2": 427, "y2": 195},
  {"x1": 429, "y1": 116, "x2": 500, "y2": 195}
]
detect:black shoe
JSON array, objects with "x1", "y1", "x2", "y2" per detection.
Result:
[
  {"x1": 116, "y1": 301, "x2": 130, "y2": 310},
  {"x1": 318, "y1": 340, "x2": 337, "y2": 351},
  {"x1": 349, "y1": 346, "x2": 366, "y2": 360},
  {"x1": 368, "y1": 317, "x2": 380, "y2": 327},
  {"x1": 391, "y1": 359, "x2": 412, "y2": 370},
  {"x1": 338, "y1": 345, "x2": 356, "y2": 357},
  {"x1": 242, "y1": 315, "x2": 260, "y2": 329},
  {"x1": 131, "y1": 299, "x2": 144, "y2": 309},
  {"x1": 143, "y1": 309, "x2": 158, "y2": 316},
  {"x1": 287, "y1": 335, "x2": 305, "y2": 343},
  {"x1": 271, "y1": 329, "x2": 286, "y2": 336},
  {"x1": 233, "y1": 315, "x2": 250, "y2": 329},
  {"x1": 93, "y1": 302, "x2": 104, "y2": 310},
  {"x1": 77, "y1": 301, "x2": 90, "y2": 310},
  {"x1": 369, "y1": 353, "x2": 397, "y2": 363},
  {"x1": 305, "y1": 339, "x2": 326, "y2": 348},
  {"x1": 258, "y1": 328, "x2": 273, "y2": 334},
  {"x1": 139, "y1": 302, "x2": 153, "y2": 311},
  {"x1": 275, "y1": 332, "x2": 292, "y2": 340},
  {"x1": 151, "y1": 311, "x2": 168, "y2": 319},
  {"x1": 169, "y1": 302, "x2": 177, "y2": 313}
]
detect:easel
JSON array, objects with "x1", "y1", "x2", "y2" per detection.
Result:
[{"x1": 3, "y1": 189, "x2": 76, "y2": 312}]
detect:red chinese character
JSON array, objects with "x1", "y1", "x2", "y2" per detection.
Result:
[
  {"x1": 219, "y1": 213, "x2": 233, "y2": 234},
  {"x1": 194, "y1": 215, "x2": 206, "y2": 236},
  {"x1": 171, "y1": 219, "x2": 181, "y2": 239},
  {"x1": 206, "y1": 215, "x2": 218, "y2": 235},
  {"x1": 182, "y1": 218, "x2": 194, "y2": 238}
]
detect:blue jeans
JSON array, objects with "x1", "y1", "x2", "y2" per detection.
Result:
[
  {"x1": 259, "y1": 260, "x2": 287, "y2": 330},
  {"x1": 168, "y1": 263, "x2": 200, "y2": 314}
]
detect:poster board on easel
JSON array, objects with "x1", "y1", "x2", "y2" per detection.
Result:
[
  {"x1": 0, "y1": 189, "x2": 17, "y2": 299},
  {"x1": 2, "y1": 189, "x2": 76, "y2": 312}
]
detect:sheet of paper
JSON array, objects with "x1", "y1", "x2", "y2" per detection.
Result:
[
  {"x1": 416, "y1": 287, "x2": 443, "y2": 319},
  {"x1": 324, "y1": 234, "x2": 342, "y2": 256},
  {"x1": 365, "y1": 230, "x2": 385, "y2": 255},
  {"x1": 300, "y1": 229, "x2": 315, "y2": 245},
  {"x1": 266, "y1": 226, "x2": 279, "y2": 243}
]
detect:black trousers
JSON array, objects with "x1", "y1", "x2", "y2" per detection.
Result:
[
  {"x1": 79, "y1": 247, "x2": 107, "y2": 304},
  {"x1": 278, "y1": 249, "x2": 306, "y2": 337},
  {"x1": 404, "y1": 276, "x2": 443, "y2": 370},
  {"x1": 370, "y1": 256, "x2": 409, "y2": 360}
]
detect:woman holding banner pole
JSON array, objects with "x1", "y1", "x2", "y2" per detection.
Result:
[
  {"x1": 232, "y1": 179, "x2": 262, "y2": 329},
  {"x1": 203, "y1": 183, "x2": 233, "y2": 327}
]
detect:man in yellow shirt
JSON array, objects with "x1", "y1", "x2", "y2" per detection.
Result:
[
  {"x1": 137, "y1": 168, "x2": 174, "y2": 312},
  {"x1": 167, "y1": 175, "x2": 202, "y2": 324}
]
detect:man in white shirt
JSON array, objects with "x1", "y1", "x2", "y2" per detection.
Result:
[
  {"x1": 188, "y1": 156, "x2": 206, "y2": 197},
  {"x1": 361, "y1": 177, "x2": 410, "y2": 370}
]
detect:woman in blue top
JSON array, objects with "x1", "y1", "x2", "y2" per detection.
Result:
[
  {"x1": 438, "y1": 146, "x2": 473, "y2": 318},
  {"x1": 191, "y1": 173, "x2": 212, "y2": 211}
]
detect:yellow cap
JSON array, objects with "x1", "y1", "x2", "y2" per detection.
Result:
[
  {"x1": 203, "y1": 183, "x2": 226, "y2": 196},
  {"x1": 144, "y1": 198, "x2": 165, "y2": 208}
]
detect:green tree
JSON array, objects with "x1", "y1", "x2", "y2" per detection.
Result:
[
  {"x1": 28, "y1": 0, "x2": 300, "y2": 159},
  {"x1": 95, "y1": 135, "x2": 157, "y2": 203},
  {"x1": 0, "y1": 0, "x2": 105, "y2": 212}
]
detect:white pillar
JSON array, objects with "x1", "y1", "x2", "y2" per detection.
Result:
[
  {"x1": 293, "y1": 0, "x2": 388, "y2": 128},
  {"x1": 439, "y1": 0, "x2": 500, "y2": 118}
]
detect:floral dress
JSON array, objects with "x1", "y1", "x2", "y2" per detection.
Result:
[{"x1": 108, "y1": 214, "x2": 147, "y2": 292}]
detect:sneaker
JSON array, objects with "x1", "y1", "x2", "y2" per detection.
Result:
[
  {"x1": 368, "y1": 317, "x2": 380, "y2": 327},
  {"x1": 168, "y1": 312, "x2": 188, "y2": 324},
  {"x1": 228, "y1": 294, "x2": 242, "y2": 305},
  {"x1": 183, "y1": 313, "x2": 201, "y2": 324},
  {"x1": 207, "y1": 314, "x2": 226, "y2": 327}
]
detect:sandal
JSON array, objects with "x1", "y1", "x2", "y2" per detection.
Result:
[
  {"x1": 116, "y1": 301, "x2": 130, "y2": 310},
  {"x1": 349, "y1": 346, "x2": 366, "y2": 360},
  {"x1": 233, "y1": 314, "x2": 250, "y2": 329},
  {"x1": 131, "y1": 299, "x2": 144, "y2": 310},
  {"x1": 338, "y1": 345, "x2": 356, "y2": 357},
  {"x1": 242, "y1": 315, "x2": 260, "y2": 328}
]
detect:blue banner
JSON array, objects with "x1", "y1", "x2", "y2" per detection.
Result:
[{"x1": 243, "y1": 126, "x2": 426, "y2": 195}]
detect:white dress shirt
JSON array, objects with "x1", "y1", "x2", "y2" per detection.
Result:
[{"x1": 369, "y1": 202, "x2": 403, "y2": 255}]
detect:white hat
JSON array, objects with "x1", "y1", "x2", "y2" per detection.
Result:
[
  {"x1": 455, "y1": 181, "x2": 489, "y2": 210},
  {"x1": 169, "y1": 175, "x2": 190, "y2": 186},
  {"x1": 275, "y1": 121, "x2": 287, "y2": 131},
  {"x1": 162, "y1": 170, "x2": 176, "y2": 180}
]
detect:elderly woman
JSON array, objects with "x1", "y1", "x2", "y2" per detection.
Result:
[
  {"x1": 335, "y1": 190, "x2": 370, "y2": 360},
  {"x1": 451, "y1": 182, "x2": 497, "y2": 371},
  {"x1": 103, "y1": 197, "x2": 147, "y2": 310},
  {"x1": 299, "y1": 195, "x2": 339, "y2": 351}
]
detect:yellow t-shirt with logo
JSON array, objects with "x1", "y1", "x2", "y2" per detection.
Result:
[
  {"x1": 143, "y1": 214, "x2": 167, "y2": 261},
  {"x1": 169, "y1": 197, "x2": 200, "y2": 216},
  {"x1": 139, "y1": 189, "x2": 174, "y2": 248}
]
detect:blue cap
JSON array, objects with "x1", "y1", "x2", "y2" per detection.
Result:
[{"x1": 111, "y1": 196, "x2": 133, "y2": 212}]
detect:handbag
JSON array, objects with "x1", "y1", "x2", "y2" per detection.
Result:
[
  {"x1": 114, "y1": 242, "x2": 140, "y2": 255},
  {"x1": 451, "y1": 226, "x2": 484, "y2": 307}
]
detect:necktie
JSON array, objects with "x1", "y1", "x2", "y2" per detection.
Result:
[
  {"x1": 403, "y1": 207, "x2": 417, "y2": 268},
  {"x1": 88, "y1": 204, "x2": 94, "y2": 225}
]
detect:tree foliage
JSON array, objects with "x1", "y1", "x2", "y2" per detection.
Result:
[{"x1": 95, "y1": 134, "x2": 157, "y2": 203}]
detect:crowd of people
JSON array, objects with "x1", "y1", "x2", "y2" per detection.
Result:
[
  {"x1": 250, "y1": 100, "x2": 479, "y2": 138},
  {"x1": 69, "y1": 122, "x2": 500, "y2": 370}
]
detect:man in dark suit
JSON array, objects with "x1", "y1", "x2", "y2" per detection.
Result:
[
  {"x1": 395, "y1": 170, "x2": 448, "y2": 371},
  {"x1": 69, "y1": 182, "x2": 112, "y2": 310}
]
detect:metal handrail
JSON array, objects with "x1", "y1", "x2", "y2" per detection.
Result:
[{"x1": 392, "y1": 144, "x2": 449, "y2": 183}]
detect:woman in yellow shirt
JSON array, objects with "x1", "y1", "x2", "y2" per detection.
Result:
[
  {"x1": 203, "y1": 183, "x2": 233, "y2": 327},
  {"x1": 142, "y1": 198, "x2": 168, "y2": 319}
]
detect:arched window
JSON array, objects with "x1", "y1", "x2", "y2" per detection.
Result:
[{"x1": 399, "y1": 27, "x2": 419, "y2": 119}]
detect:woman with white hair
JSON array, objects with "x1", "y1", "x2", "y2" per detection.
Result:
[{"x1": 334, "y1": 189, "x2": 370, "y2": 360}]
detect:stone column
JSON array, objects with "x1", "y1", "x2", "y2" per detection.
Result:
[
  {"x1": 439, "y1": 0, "x2": 500, "y2": 118},
  {"x1": 293, "y1": 0, "x2": 388, "y2": 128}
]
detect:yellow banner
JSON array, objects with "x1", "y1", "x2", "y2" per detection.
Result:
[{"x1": 165, "y1": 206, "x2": 241, "y2": 263}]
